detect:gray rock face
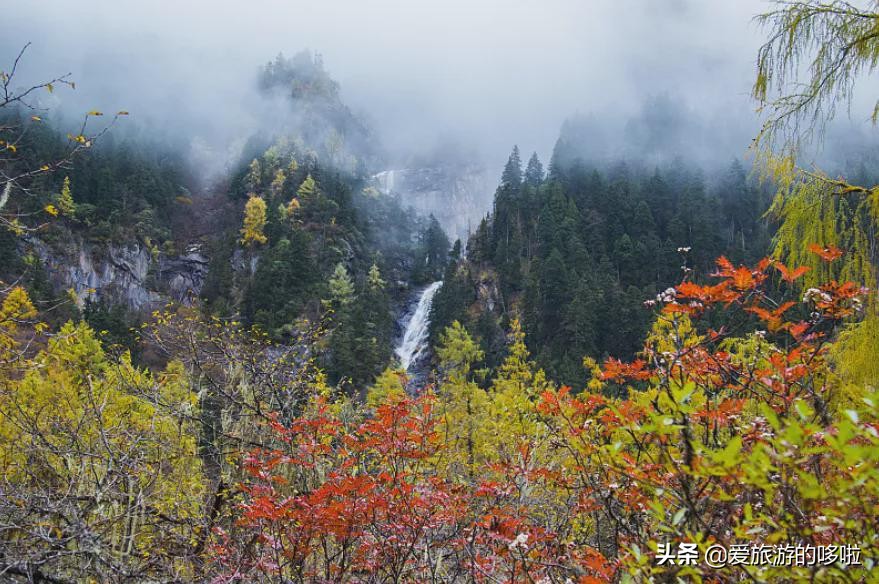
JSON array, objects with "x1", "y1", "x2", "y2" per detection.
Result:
[
  {"x1": 231, "y1": 248, "x2": 259, "y2": 277},
  {"x1": 475, "y1": 269, "x2": 501, "y2": 314},
  {"x1": 373, "y1": 166, "x2": 493, "y2": 243},
  {"x1": 158, "y1": 246, "x2": 210, "y2": 305},
  {"x1": 30, "y1": 238, "x2": 209, "y2": 312}
]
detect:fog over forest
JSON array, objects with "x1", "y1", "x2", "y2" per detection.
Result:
[
  {"x1": 5, "y1": 2, "x2": 879, "y2": 582},
  {"x1": 10, "y1": 0, "x2": 875, "y2": 174}
]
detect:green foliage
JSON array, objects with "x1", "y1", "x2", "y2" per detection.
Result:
[
  {"x1": 323, "y1": 262, "x2": 394, "y2": 388},
  {"x1": 243, "y1": 230, "x2": 317, "y2": 336},
  {"x1": 434, "y1": 321, "x2": 489, "y2": 477},
  {"x1": 413, "y1": 214, "x2": 450, "y2": 283},
  {"x1": 297, "y1": 173, "x2": 317, "y2": 199},
  {"x1": 435, "y1": 142, "x2": 773, "y2": 387},
  {"x1": 765, "y1": 164, "x2": 878, "y2": 408},
  {"x1": 770, "y1": 175, "x2": 874, "y2": 288},
  {"x1": 366, "y1": 366, "x2": 407, "y2": 408},
  {"x1": 220, "y1": 124, "x2": 426, "y2": 387},
  {"x1": 56, "y1": 175, "x2": 75, "y2": 217},
  {"x1": 1, "y1": 115, "x2": 188, "y2": 244},
  {"x1": 327, "y1": 262, "x2": 355, "y2": 307},
  {"x1": 751, "y1": 1, "x2": 879, "y2": 434},
  {"x1": 82, "y1": 297, "x2": 139, "y2": 357},
  {"x1": 831, "y1": 307, "x2": 879, "y2": 398},
  {"x1": 753, "y1": 1, "x2": 879, "y2": 154}
]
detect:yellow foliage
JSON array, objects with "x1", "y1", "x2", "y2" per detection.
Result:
[
  {"x1": 0, "y1": 321, "x2": 205, "y2": 572},
  {"x1": 367, "y1": 367, "x2": 408, "y2": 408},
  {"x1": 270, "y1": 168, "x2": 287, "y2": 198},
  {"x1": 285, "y1": 196, "x2": 301, "y2": 217},
  {"x1": 240, "y1": 194, "x2": 268, "y2": 246},
  {"x1": 0, "y1": 287, "x2": 37, "y2": 363}
]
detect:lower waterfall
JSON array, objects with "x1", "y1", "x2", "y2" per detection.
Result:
[{"x1": 395, "y1": 281, "x2": 443, "y2": 376}]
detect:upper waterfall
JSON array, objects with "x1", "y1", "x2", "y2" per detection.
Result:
[
  {"x1": 395, "y1": 281, "x2": 443, "y2": 373},
  {"x1": 371, "y1": 166, "x2": 493, "y2": 244}
]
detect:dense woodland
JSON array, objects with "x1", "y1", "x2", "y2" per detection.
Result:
[
  {"x1": 432, "y1": 140, "x2": 775, "y2": 386},
  {"x1": 2, "y1": 2, "x2": 879, "y2": 582}
]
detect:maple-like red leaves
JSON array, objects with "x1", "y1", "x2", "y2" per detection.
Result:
[
  {"x1": 606, "y1": 254, "x2": 866, "y2": 414},
  {"x1": 713, "y1": 256, "x2": 771, "y2": 290},
  {"x1": 212, "y1": 396, "x2": 616, "y2": 583},
  {"x1": 745, "y1": 301, "x2": 796, "y2": 332},
  {"x1": 775, "y1": 261, "x2": 810, "y2": 283},
  {"x1": 600, "y1": 358, "x2": 651, "y2": 382},
  {"x1": 210, "y1": 251, "x2": 868, "y2": 583},
  {"x1": 808, "y1": 243, "x2": 845, "y2": 261}
]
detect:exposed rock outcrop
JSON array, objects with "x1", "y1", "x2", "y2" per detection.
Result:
[
  {"x1": 474, "y1": 268, "x2": 501, "y2": 314},
  {"x1": 29, "y1": 237, "x2": 209, "y2": 312}
]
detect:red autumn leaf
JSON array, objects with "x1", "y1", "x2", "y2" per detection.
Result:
[
  {"x1": 676, "y1": 281, "x2": 707, "y2": 297},
  {"x1": 775, "y1": 262, "x2": 810, "y2": 282},
  {"x1": 731, "y1": 266, "x2": 755, "y2": 290},
  {"x1": 747, "y1": 301, "x2": 796, "y2": 331},
  {"x1": 715, "y1": 255, "x2": 734, "y2": 274},
  {"x1": 808, "y1": 243, "x2": 844, "y2": 261},
  {"x1": 789, "y1": 321, "x2": 810, "y2": 340},
  {"x1": 600, "y1": 358, "x2": 650, "y2": 381}
]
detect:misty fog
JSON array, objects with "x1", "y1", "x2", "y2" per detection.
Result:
[{"x1": 5, "y1": 0, "x2": 878, "y2": 178}]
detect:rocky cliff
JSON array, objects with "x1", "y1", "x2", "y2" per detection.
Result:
[{"x1": 28, "y1": 237, "x2": 210, "y2": 312}]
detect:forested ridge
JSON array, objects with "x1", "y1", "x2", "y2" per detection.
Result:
[
  {"x1": 1, "y1": 2, "x2": 879, "y2": 582},
  {"x1": 432, "y1": 140, "x2": 776, "y2": 386}
]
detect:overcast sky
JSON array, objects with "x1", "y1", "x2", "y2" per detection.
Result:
[{"x1": 5, "y1": 0, "x2": 872, "y2": 173}]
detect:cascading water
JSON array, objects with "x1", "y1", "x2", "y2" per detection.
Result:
[
  {"x1": 395, "y1": 281, "x2": 443, "y2": 374},
  {"x1": 374, "y1": 169, "x2": 397, "y2": 195}
]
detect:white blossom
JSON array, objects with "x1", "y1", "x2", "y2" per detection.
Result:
[
  {"x1": 803, "y1": 288, "x2": 831, "y2": 304},
  {"x1": 657, "y1": 287, "x2": 677, "y2": 303},
  {"x1": 508, "y1": 532, "x2": 529, "y2": 551}
]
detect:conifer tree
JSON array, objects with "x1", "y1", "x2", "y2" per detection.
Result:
[
  {"x1": 367, "y1": 262, "x2": 385, "y2": 289},
  {"x1": 245, "y1": 158, "x2": 262, "y2": 192},
  {"x1": 56, "y1": 175, "x2": 76, "y2": 217},
  {"x1": 486, "y1": 319, "x2": 548, "y2": 464},
  {"x1": 297, "y1": 174, "x2": 317, "y2": 200},
  {"x1": 240, "y1": 194, "x2": 268, "y2": 246},
  {"x1": 270, "y1": 168, "x2": 286, "y2": 199},
  {"x1": 284, "y1": 196, "x2": 300, "y2": 217},
  {"x1": 500, "y1": 145, "x2": 522, "y2": 188},
  {"x1": 353, "y1": 263, "x2": 393, "y2": 385},
  {"x1": 324, "y1": 263, "x2": 357, "y2": 385},
  {"x1": 327, "y1": 262, "x2": 355, "y2": 307},
  {"x1": 524, "y1": 152, "x2": 545, "y2": 187},
  {"x1": 417, "y1": 215, "x2": 450, "y2": 281},
  {"x1": 435, "y1": 321, "x2": 489, "y2": 477}
]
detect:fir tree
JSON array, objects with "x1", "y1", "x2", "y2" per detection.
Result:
[
  {"x1": 246, "y1": 158, "x2": 262, "y2": 192},
  {"x1": 270, "y1": 168, "x2": 287, "y2": 199},
  {"x1": 327, "y1": 263, "x2": 355, "y2": 307},
  {"x1": 500, "y1": 145, "x2": 522, "y2": 189},
  {"x1": 297, "y1": 174, "x2": 317, "y2": 200},
  {"x1": 57, "y1": 175, "x2": 76, "y2": 217},
  {"x1": 524, "y1": 152, "x2": 545, "y2": 187}
]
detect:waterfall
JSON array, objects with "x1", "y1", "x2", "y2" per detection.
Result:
[
  {"x1": 385, "y1": 169, "x2": 396, "y2": 194},
  {"x1": 374, "y1": 169, "x2": 397, "y2": 195},
  {"x1": 395, "y1": 281, "x2": 443, "y2": 373}
]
